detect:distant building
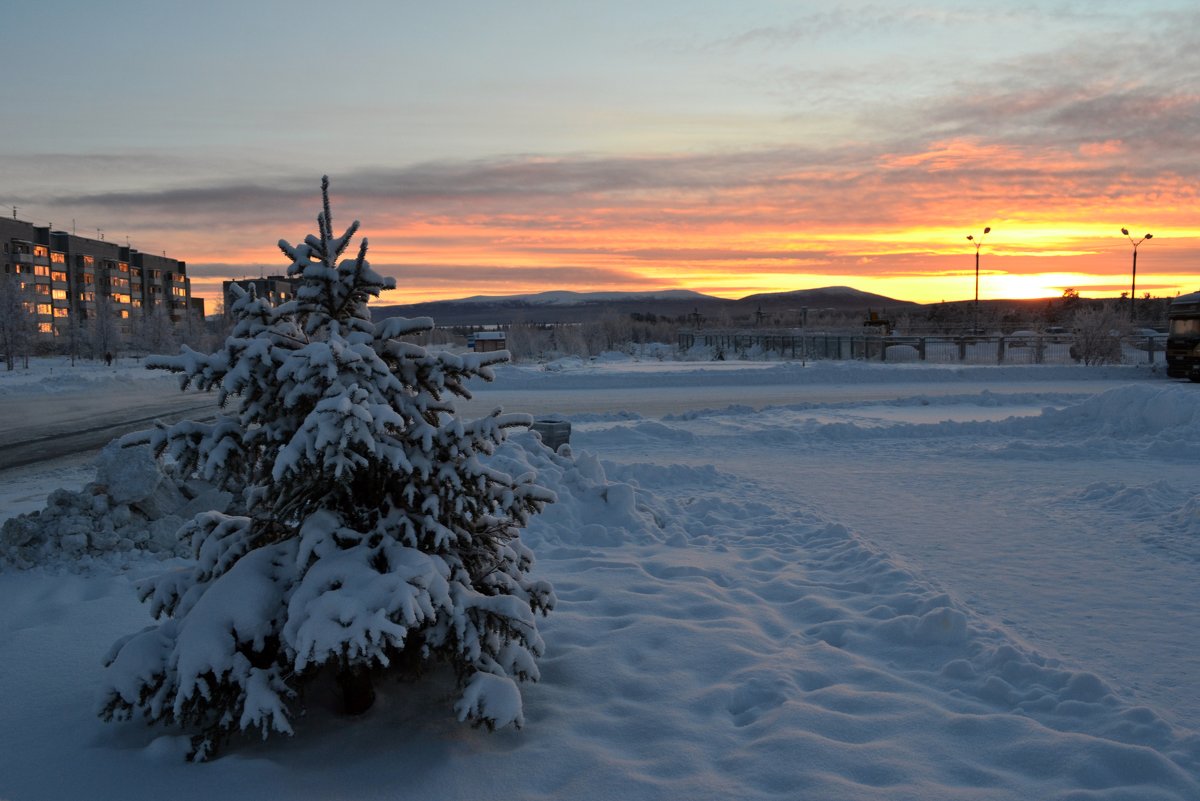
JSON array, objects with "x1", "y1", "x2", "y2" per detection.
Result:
[
  {"x1": 222, "y1": 275, "x2": 298, "y2": 316},
  {"x1": 469, "y1": 331, "x2": 507, "y2": 352},
  {"x1": 1, "y1": 217, "x2": 192, "y2": 341}
]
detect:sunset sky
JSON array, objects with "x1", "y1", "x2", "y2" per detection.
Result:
[{"x1": 3, "y1": 0, "x2": 1198, "y2": 308}]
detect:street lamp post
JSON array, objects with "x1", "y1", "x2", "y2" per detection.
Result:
[
  {"x1": 967, "y1": 226, "x2": 991, "y2": 333},
  {"x1": 1121, "y1": 228, "x2": 1152, "y2": 321}
]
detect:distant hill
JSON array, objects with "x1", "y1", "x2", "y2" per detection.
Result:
[
  {"x1": 452, "y1": 289, "x2": 711, "y2": 306},
  {"x1": 734, "y1": 286, "x2": 920, "y2": 312},
  {"x1": 371, "y1": 286, "x2": 915, "y2": 326}
]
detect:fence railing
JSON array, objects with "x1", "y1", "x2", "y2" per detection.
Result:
[{"x1": 676, "y1": 330, "x2": 1168, "y2": 366}]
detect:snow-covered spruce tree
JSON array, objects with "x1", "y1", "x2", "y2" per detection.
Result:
[{"x1": 98, "y1": 177, "x2": 555, "y2": 760}]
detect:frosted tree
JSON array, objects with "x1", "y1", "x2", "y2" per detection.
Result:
[
  {"x1": 99, "y1": 178, "x2": 555, "y2": 760},
  {"x1": 0, "y1": 271, "x2": 36, "y2": 370}
]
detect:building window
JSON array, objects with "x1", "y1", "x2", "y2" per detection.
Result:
[
  {"x1": 120, "y1": 310, "x2": 129, "y2": 319},
  {"x1": 37, "y1": 303, "x2": 52, "y2": 315},
  {"x1": 79, "y1": 291, "x2": 95, "y2": 303},
  {"x1": 38, "y1": 322, "x2": 53, "y2": 333},
  {"x1": 53, "y1": 307, "x2": 69, "y2": 317},
  {"x1": 82, "y1": 255, "x2": 94, "y2": 267},
  {"x1": 34, "y1": 284, "x2": 50, "y2": 295},
  {"x1": 118, "y1": 262, "x2": 129, "y2": 273},
  {"x1": 51, "y1": 270, "x2": 67, "y2": 283},
  {"x1": 51, "y1": 252, "x2": 66, "y2": 264},
  {"x1": 33, "y1": 246, "x2": 48, "y2": 258},
  {"x1": 34, "y1": 265, "x2": 50, "y2": 277},
  {"x1": 82, "y1": 273, "x2": 94, "y2": 284},
  {"x1": 52, "y1": 289, "x2": 67, "y2": 300}
]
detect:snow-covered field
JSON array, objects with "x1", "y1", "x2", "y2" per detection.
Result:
[{"x1": 2, "y1": 355, "x2": 1198, "y2": 800}]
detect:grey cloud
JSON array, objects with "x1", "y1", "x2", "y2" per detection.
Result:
[{"x1": 188, "y1": 261, "x2": 654, "y2": 289}]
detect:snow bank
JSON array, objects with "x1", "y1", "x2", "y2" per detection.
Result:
[
  {"x1": 489, "y1": 357, "x2": 1159, "y2": 391},
  {"x1": 0, "y1": 442, "x2": 231, "y2": 569},
  {"x1": 617, "y1": 383, "x2": 1200, "y2": 460},
  {"x1": 0, "y1": 357, "x2": 173, "y2": 396}
]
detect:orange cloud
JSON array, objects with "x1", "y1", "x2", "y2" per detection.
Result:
[{"x1": 42, "y1": 141, "x2": 1200, "y2": 308}]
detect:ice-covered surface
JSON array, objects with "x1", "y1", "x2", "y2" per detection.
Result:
[{"x1": 1, "y1": 358, "x2": 1198, "y2": 800}]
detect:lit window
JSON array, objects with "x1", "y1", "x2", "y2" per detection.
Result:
[
  {"x1": 35, "y1": 284, "x2": 50, "y2": 295},
  {"x1": 120, "y1": 310, "x2": 129, "y2": 319},
  {"x1": 53, "y1": 307, "x2": 69, "y2": 317},
  {"x1": 51, "y1": 252, "x2": 66, "y2": 264},
  {"x1": 38, "y1": 322, "x2": 53, "y2": 333},
  {"x1": 82, "y1": 274, "x2": 94, "y2": 284},
  {"x1": 33, "y1": 246, "x2": 48, "y2": 257},
  {"x1": 118, "y1": 262, "x2": 129, "y2": 273},
  {"x1": 52, "y1": 289, "x2": 67, "y2": 300},
  {"x1": 83, "y1": 255, "x2": 94, "y2": 267},
  {"x1": 51, "y1": 270, "x2": 67, "y2": 283},
  {"x1": 37, "y1": 303, "x2": 52, "y2": 315},
  {"x1": 34, "y1": 265, "x2": 50, "y2": 277}
]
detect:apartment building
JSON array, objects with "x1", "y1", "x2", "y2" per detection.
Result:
[
  {"x1": 221, "y1": 275, "x2": 298, "y2": 316},
  {"x1": 1, "y1": 216, "x2": 195, "y2": 341}
]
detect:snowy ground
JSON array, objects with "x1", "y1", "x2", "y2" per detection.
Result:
[{"x1": 1, "y1": 355, "x2": 1198, "y2": 800}]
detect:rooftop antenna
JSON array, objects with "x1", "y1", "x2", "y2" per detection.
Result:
[
  {"x1": 72, "y1": 219, "x2": 76, "y2": 235},
  {"x1": 12, "y1": 206, "x2": 17, "y2": 220}
]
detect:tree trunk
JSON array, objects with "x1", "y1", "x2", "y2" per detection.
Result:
[{"x1": 337, "y1": 666, "x2": 376, "y2": 715}]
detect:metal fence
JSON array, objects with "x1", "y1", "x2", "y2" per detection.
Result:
[{"x1": 676, "y1": 330, "x2": 1168, "y2": 366}]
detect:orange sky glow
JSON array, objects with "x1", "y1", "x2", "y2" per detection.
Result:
[{"x1": 181, "y1": 137, "x2": 1200, "y2": 309}]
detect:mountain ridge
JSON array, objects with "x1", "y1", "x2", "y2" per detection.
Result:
[{"x1": 371, "y1": 285, "x2": 918, "y2": 325}]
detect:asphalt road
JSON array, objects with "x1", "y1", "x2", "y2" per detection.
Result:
[{"x1": 0, "y1": 383, "x2": 222, "y2": 471}]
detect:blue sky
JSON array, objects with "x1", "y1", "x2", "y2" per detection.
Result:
[{"x1": 4, "y1": 1, "x2": 1198, "y2": 303}]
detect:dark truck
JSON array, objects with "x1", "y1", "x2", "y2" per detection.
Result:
[{"x1": 1166, "y1": 290, "x2": 1200, "y2": 381}]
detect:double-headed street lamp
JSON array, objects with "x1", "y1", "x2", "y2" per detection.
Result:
[
  {"x1": 967, "y1": 226, "x2": 991, "y2": 333},
  {"x1": 1121, "y1": 228, "x2": 1152, "y2": 321}
]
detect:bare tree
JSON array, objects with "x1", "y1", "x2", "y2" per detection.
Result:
[
  {"x1": 1069, "y1": 304, "x2": 1126, "y2": 365},
  {"x1": 133, "y1": 302, "x2": 178, "y2": 356},
  {"x1": 91, "y1": 293, "x2": 124, "y2": 362},
  {"x1": 0, "y1": 272, "x2": 36, "y2": 370}
]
